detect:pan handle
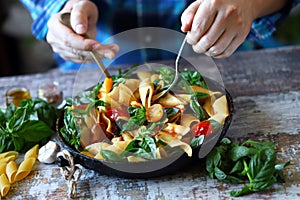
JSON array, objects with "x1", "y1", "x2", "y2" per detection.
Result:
[{"x1": 56, "y1": 149, "x2": 82, "y2": 198}]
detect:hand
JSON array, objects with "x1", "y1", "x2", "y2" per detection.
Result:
[
  {"x1": 181, "y1": 0, "x2": 255, "y2": 58},
  {"x1": 46, "y1": 0, "x2": 119, "y2": 63}
]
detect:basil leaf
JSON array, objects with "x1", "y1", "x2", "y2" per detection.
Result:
[
  {"x1": 156, "y1": 66, "x2": 175, "y2": 86},
  {"x1": 7, "y1": 107, "x2": 28, "y2": 132},
  {"x1": 31, "y1": 98, "x2": 58, "y2": 128},
  {"x1": 230, "y1": 185, "x2": 252, "y2": 197},
  {"x1": 180, "y1": 70, "x2": 208, "y2": 88},
  {"x1": 275, "y1": 161, "x2": 290, "y2": 171},
  {"x1": 190, "y1": 135, "x2": 204, "y2": 148},
  {"x1": 229, "y1": 145, "x2": 254, "y2": 162},
  {"x1": 125, "y1": 134, "x2": 157, "y2": 160},
  {"x1": 214, "y1": 167, "x2": 227, "y2": 180},
  {"x1": 12, "y1": 137, "x2": 24, "y2": 152},
  {"x1": 190, "y1": 92, "x2": 207, "y2": 120},
  {"x1": 16, "y1": 120, "x2": 54, "y2": 142},
  {"x1": 248, "y1": 148, "x2": 276, "y2": 183},
  {"x1": 4, "y1": 103, "x2": 16, "y2": 120},
  {"x1": 164, "y1": 107, "x2": 179, "y2": 117},
  {"x1": 100, "y1": 149, "x2": 125, "y2": 162},
  {"x1": 229, "y1": 160, "x2": 244, "y2": 174},
  {"x1": 206, "y1": 137, "x2": 290, "y2": 197},
  {"x1": 0, "y1": 109, "x2": 6, "y2": 127},
  {"x1": 60, "y1": 107, "x2": 82, "y2": 152},
  {"x1": 122, "y1": 107, "x2": 146, "y2": 132}
]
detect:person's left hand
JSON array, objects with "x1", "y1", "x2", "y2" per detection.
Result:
[{"x1": 181, "y1": 0, "x2": 255, "y2": 58}]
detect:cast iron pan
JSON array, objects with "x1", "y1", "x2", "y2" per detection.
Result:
[{"x1": 56, "y1": 77, "x2": 234, "y2": 178}]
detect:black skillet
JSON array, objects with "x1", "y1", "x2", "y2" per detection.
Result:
[{"x1": 56, "y1": 76, "x2": 234, "y2": 178}]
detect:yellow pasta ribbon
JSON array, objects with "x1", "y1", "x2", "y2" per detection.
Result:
[
  {"x1": 0, "y1": 174, "x2": 10, "y2": 197},
  {"x1": 0, "y1": 163, "x2": 7, "y2": 174},
  {"x1": 6, "y1": 161, "x2": 17, "y2": 183}
]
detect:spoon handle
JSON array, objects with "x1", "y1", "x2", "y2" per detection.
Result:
[{"x1": 59, "y1": 12, "x2": 110, "y2": 77}]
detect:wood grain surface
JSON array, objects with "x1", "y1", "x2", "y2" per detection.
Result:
[{"x1": 0, "y1": 45, "x2": 299, "y2": 200}]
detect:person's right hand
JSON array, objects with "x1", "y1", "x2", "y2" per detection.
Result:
[
  {"x1": 181, "y1": 0, "x2": 287, "y2": 59},
  {"x1": 46, "y1": 0, "x2": 119, "y2": 63}
]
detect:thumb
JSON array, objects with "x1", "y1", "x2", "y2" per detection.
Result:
[
  {"x1": 181, "y1": 0, "x2": 201, "y2": 32},
  {"x1": 70, "y1": 1, "x2": 98, "y2": 35}
]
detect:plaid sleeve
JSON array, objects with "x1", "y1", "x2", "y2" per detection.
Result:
[
  {"x1": 20, "y1": 0, "x2": 68, "y2": 41},
  {"x1": 247, "y1": 0, "x2": 299, "y2": 40}
]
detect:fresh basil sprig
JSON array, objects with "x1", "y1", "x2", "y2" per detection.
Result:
[
  {"x1": 206, "y1": 138, "x2": 290, "y2": 197},
  {"x1": 0, "y1": 98, "x2": 58, "y2": 153}
]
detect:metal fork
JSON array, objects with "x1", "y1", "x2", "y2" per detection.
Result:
[
  {"x1": 154, "y1": 36, "x2": 187, "y2": 100},
  {"x1": 59, "y1": 13, "x2": 110, "y2": 77}
]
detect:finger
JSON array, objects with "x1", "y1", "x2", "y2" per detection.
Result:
[
  {"x1": 181, "y1": 0, "x2": 201, "y2": 33},
  {"x1": 58, "y1": 52, "x2": 86, "y2": 64},
  {"x1": 93, "y1": 44, "x2": 120, "y2": 59},
  {"x1": 52, "y1": 45, "x2": 91, "y2": 62},
  {"x1": 187, "y1": 1, "x2": 217, "y2": 45},
  {"x1": 70, "y1": 0, "x2": 98, "y2": 35},
  {"x1": 207, "y1": 30, "x2": 235, "y2": 57},
  {"x1": 47, "y1": 13, "x2": 98, "y2": 51},
  {"x1": 192, "y1": 9, "x2": 234, "y2": 54},
  {"x1": 213, "y1": 36, "x2": 244, "y2": 58}
]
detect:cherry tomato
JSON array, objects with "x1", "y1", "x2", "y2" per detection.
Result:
[
  {"x1": 191, "y1": 121, "x2": 213, "y2": 137},
  {"x1": 105, "y1": 108, "x2": 128, "y2": 121}
]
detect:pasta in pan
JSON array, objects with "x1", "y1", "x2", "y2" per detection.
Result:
[{"x1": 61, "y1": 66, "x2": 230, "y2": 162}]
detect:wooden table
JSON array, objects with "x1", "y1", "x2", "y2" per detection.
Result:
[{"x1": 0, "y1": 45, "x2": 299, "y2": 199}]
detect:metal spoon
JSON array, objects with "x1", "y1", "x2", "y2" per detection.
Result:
[
  {"x1": 59, "y1": 13, "x2": 110, "y2": 77},
  {"x1": 154, "y1": 36, "x2": 187, "y2": 100}
]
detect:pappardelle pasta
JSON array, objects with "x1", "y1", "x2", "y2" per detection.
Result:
[{"x1": 61, "y1": 66, "x2": 229, "y2": 162}]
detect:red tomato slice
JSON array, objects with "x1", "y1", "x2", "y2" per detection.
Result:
[{"x1": 191, "y1": 121, "x2": 213, "y2": 137}]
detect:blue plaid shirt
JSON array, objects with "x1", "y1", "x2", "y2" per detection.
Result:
[{"x1": 20, "y1": 0, "x2": 299, "y2": 71}]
